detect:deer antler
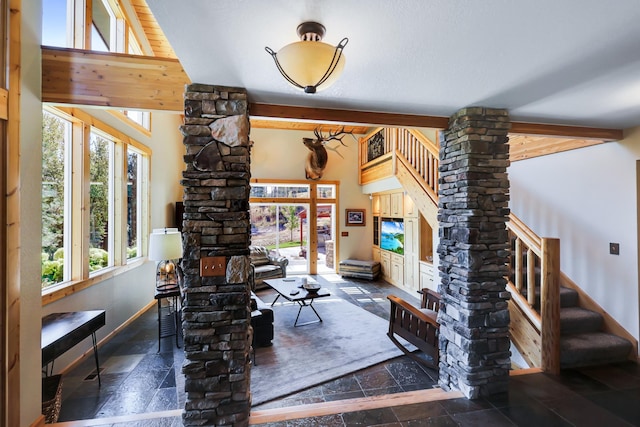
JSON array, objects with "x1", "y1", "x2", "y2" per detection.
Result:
[{"x1": 315, "y1": 126, "x2": 354, "y2": 146}]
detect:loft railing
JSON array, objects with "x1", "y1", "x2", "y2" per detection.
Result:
[{"x1": 359, "y1": 127, "x2": 438, "y2": 193}]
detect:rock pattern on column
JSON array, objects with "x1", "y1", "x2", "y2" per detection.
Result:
[
  {"x1": 180, "y1": 84, "x2": 252, "y2": 426},
  {"x1": 437, "y1": 107, "x2": 512, "y2": 399}
]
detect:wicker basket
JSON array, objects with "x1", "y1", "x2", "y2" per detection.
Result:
[{"x1": 42, "y1": 375, "x2": 62, "y2": 424}]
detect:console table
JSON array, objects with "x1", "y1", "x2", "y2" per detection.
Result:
[{"x1": 41, "y1": 310, "x2": 106, "y2": 386}]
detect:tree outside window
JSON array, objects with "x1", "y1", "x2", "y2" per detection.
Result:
[
  {"x1": 89, "y1": 132, "x2": 112, "y2": 271},
  {"x1": 41, "y1": 112, "x2": 70, "y2": 287}
]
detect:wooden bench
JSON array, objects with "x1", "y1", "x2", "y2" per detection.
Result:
[{"x1": 387, "y1": 289, "x2": 441, "y2": 369}]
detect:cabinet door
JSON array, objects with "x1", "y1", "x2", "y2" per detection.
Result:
[
  {"x1": 419, "y1": 261, "x2": 435, "y2": 290},
  {"x1": 391, "y1": 254, "x2": 404, "y2": 286},
  {"x1": 391, "y1": 192, "x2": 403, "y2": 217},
  {"x1": 380, "y1": 251, "x2": 391, "y2": 279},
  {"x1": 372, "y1": 247, "x2": 381, "y2": 263},
  {"x1": 380, "y1": 194, "x2": 391, "y2": 216},
  {"x1": 372, "y1": 195, "x2": 380, "y2": 215},
  {"x1": 404, "y1": 194, "x2": 418, "y2": 218}
]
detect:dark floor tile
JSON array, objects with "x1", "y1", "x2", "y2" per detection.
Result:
[
  {"x1": 287, "y1": 413, "x2": 345, "y2": 426},
  {"x1": 485, "y1": 382, "x2": 538, "y2": 408},
  {"x1": 404, "y1": 414, "x2": 458, "y2": 426},
  {"x1": 57, "y1": 394, "x2": 111, "y2": 421},
  {"x1": 117, "y1": 369, "x2": 170, "y2": 394},
  {"x1": 363, "y1": 386, "x2": 404, "y2": 397},
  {"x1": 356, "y1": 366, "x2": 401, "y2": 391},
  {"x1": 545, "y1": 394, "x2": 634, "y2": 427},
  {"x1": 96, "y1": 390, "x2": 154, "y2": 417},
  {"x1": 111, "y1": 416, "x2": 181, "y2": 426},
  {"x1": 452, "y1": 408, "x2": 515, "y2": 426},
  {"x1": 498, "y1": 400, "x2": 573, "y2": 427},
  {"x1": 146, "y1": 387, "x2": 179, "y2": 412},
  {"x1": 385, "y1": 358, "x2": 437, "y2": 387},
  {"x1": 550, "y1": 368, "x2": 613, "y2": 396},
  {"x1": 323, "y1": 390, "x2": 366, "y2": 401},
  {"x1": 321, "y1": 375, "x2": 362, "y2": 395},
  {"x1": 391, "y1": 401, "x2": 448, "y2": 422},
  {"x1": 510, "y1": 373, "x2": 581, "y2": 402},
  {"x1": 585, "y1": 388, "x2": 640, "y2": 426},
  {"x1": 439, "y1": 396, "x2": 493, "y2": 414},
  {"x1": 342, "y1": 407, "x2": 398, "y2": 426},
  {"x1": 579, "y1": 363, "x2": 640, "y2": 390},
  {"x1": 135, "y1": 351, "x2": 176, "y2": 372}
]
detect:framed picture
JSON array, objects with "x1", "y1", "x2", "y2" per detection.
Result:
[{"x1": 345, "y1": 209, "x2": 366, "y2": 226}]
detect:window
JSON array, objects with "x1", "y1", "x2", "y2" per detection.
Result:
[
  {"x1": 123, "y1": 110, "x2": 151, "y2": 130},
  {"x1": 42, "y1": 0, "x2": 146, "y2": 54},
  {"x1": 89, "y1": 131, "x2": 113, "y2": 272},
  {"x1": 41, "y1": 112, "x2": 71, "y2": 287},
  {"x1": 127, "y1": 148, "x2": 141, "y2": 259},
  {"x1": 41, "y1": 108, "x2": 151, "y2": 290},
  {"x1": 42, "y1": 0, "x2": 70, "y2": 47}
]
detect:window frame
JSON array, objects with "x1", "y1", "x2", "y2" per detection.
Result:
[{"x1": 42, "y1": 107, "x2": 151, "y2": 304}]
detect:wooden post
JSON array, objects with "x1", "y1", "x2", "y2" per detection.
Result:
[{"x1": 541, "y1": 238, "x2": 561, "y2": 374}]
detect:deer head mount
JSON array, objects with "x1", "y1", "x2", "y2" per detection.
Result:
[{"x1": 303, "y1": 126, "x2": 354, "y2": 180}]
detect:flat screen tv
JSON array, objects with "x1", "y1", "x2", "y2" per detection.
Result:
[{"x1": 380, "y1": 218, "x2": 404, "y2": 255}]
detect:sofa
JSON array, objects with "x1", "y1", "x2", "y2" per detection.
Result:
[{"x1": 249, "y1": 245, "x2": 288, "y2": 290}]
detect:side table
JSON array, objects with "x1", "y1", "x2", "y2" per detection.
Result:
[{"x1": 154, "y1": 286, "x2": 181, "y2": 352}]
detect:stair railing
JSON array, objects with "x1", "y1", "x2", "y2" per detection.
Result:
[{"x1": 507, "y1": 216, "x2": 561, "y2": 374}]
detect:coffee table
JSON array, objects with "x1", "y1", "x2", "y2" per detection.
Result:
[{"x1": 263, "y1": 278, "x2": 330, "y2": 326}]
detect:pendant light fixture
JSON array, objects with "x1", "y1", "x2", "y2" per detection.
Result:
[{"x1": 265, "y1": 22, "x2": 348, "y2": 94}]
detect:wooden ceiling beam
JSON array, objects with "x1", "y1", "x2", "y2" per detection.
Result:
[
  {"x1": 250, "y1": 103, "x2": 623, "y2": 142},
  {"x1": 42, "y1": 47, "x2": 190, "y2": 111}
]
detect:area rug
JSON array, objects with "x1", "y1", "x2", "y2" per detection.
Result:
[{"x1": 250, "y1": 296, "x2": 404, "y2": 406}]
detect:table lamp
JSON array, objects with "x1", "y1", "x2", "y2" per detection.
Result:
[{"x1": 149, "y1": 228, "x2": 183, "y2": 291}]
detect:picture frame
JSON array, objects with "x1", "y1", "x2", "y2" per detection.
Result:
[{"x1": 345, "y1": 209, "x2": 366, "y2": 226}]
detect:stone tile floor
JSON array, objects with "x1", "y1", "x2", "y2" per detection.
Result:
[{"x1": 54, "y1": 274, "x2": 640, "y2": 426}]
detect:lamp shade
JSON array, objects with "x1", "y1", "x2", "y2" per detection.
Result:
[
  {"x1": 149, "y1": 229, "x2": 183, "y2": 261},
  {"x1": 266, "y1": 22, "x2": 348, "y2": 94},
  {"x1": 276, "y1": 40, "x2": 346, "y2": 92}
]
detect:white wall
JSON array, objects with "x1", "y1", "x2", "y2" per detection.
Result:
[
  {"x1": 509, "y1": 131, "x2": 640, "y2": 349},
  {"x1": 250, "y1": 128, "x2": 372, "y2": 261}
]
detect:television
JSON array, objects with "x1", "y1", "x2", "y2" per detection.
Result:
[{"x1": 380, "y1": 218, "x2": 404, "y2": 255}]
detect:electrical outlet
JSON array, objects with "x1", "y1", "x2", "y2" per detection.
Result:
[
  {"x1": 609, "y1": 243, "x2": 620, "y2": 255},
  {"x1": 200, "y1": 256, "x2": 226, "y2": 277}
]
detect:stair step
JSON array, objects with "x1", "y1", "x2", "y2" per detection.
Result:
[
  {"x1": 521, "y1": 286, "x2": 579, "y2": 309},
  {"x1": 561, "y1": 332, "x2": 632, "y2": 369},
  {"x1": 560, "y1": 307, "x2": 603, "y2": 334}
]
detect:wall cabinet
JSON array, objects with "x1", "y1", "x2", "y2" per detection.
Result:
[
  {"x1": 404, "y1": 194, "x2": 418, "y2": 218},
  {"x1": 403, "y1": 217, "x2": 419, "y2": 292},
  {"x1": 380, "y1": 194, "x2": 391, "y2": 216},
  {"x1": 419, "y1": 261, "x2": 435, "y2": 291},
  {"x1": 390, "y1": 192, "x2": 403, "y2": 217},
  {"x1": 380, "y1": 250, "x2": 391, "y2": 279},
  {"x1": 372, "y1": 194, "x2": 380, "y2": 215},
  {"x1": 372, "y1": 247, "x2": 381, "y2": 263},
  {"x1": 390, "y1": 253, "x2": 404, "y2": 286}
]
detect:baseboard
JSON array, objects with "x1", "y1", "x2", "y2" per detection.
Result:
[{"x1": 58, "y1": 300, "x2": 156, "y2": 375}]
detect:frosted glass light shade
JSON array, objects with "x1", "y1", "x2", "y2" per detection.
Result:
[
  {"x1": 276, "y1": 41, "x2": 346, "y2": 92},
  {"x1": 266, "y1": 22, "x2": 348, "y2": 94},
  {"x1": 149, "y1": 230, "x2": 183, "y2": 261}
]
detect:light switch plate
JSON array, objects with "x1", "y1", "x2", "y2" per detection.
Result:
[
  {"x1": 200, "y1": 256, "x2": 226, "y2": 276},
  {"x1": 609, "y1": 243, "x2": 620, "y2": 255}
]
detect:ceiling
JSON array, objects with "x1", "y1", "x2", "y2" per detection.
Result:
[{"x1": 147, "y1": 0, "x2": 640, "y2": 130}]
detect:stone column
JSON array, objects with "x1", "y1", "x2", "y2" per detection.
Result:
[
  {"x1": 180, "y1": 84, "x2": 252, "y2": 426},
  {"x1": 437, "y1": 107, "x2": 512, "y2": 399}
]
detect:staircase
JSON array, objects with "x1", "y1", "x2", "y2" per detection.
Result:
[
  {"x1": 358, "y1": 126, "x2": 637, "y2": 372},
  {"x1": 524, "y1": 283, "x2": 633, "y2": 368}
]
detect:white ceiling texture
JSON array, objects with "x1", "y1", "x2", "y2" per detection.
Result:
[{"x1": 148, "y1": 0, "x2": 640, "y2": 129}]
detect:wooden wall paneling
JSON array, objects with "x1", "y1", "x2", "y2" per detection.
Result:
[
  {"x1": 5, "y1": 0, "x2": 20, "y2": 425},
  {"x1": 509, "y1": 135, "x2": 607, "y2": 161},
  {"x1": 0, "y1": 88, "x2": 7, "y2": 120}
]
